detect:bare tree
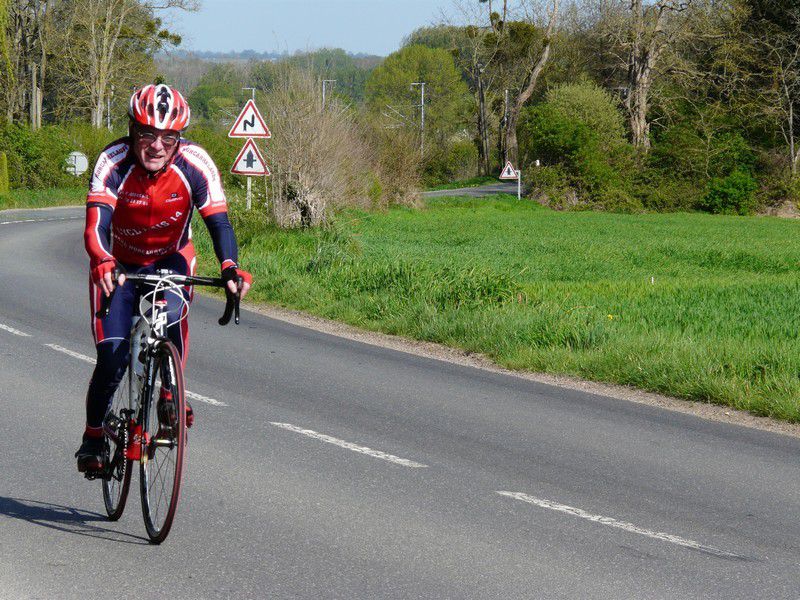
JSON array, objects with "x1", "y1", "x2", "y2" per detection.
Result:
[
  {"x1": 503, "y1": 0, "x2": 560, "y2": 164},
  {"x1": 598, "y1": 0, "x2": 691, "y2": 151},
  {"x1": 55, "y1": 0, "x2": 196, "y2": 128}
]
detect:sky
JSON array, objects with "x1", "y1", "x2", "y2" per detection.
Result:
[{"x1": 164, "y1": 0, "x2": 458, "y2": 57}]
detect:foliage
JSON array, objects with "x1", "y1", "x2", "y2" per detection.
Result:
[
  {"x1": 700, "y1": 169, "x2": 759, "y2": 215},
  {"x1": 423, "y1": 139, "x2": 479, "y2": 186},
  {"x1": 0, "y1": 123, "x2": 74, "y2": 188},
  {"x1": 366, "y1": 44, "x2": 472, "y2": 147},
  {"x1": 519, "y1": 81, "x2": 634, "y2": 208}
]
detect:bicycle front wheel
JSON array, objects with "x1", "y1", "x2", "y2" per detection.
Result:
[
  {"x1": 102, "y1": 365, "x2": 133, "y2": 521},
  {"x1": 140, "y1": 341, "x2": 186, "y2": 544}
]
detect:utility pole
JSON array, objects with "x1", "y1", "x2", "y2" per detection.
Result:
[
  {"x1": 501, "y1": 89, "x2": 510, "y2": 165},
  {"x1": 411, "y1": 82, "x2": 425, "y2": 158},
  {"x1": 322, "y1": 79, "x2": 336, "y2": 109}
]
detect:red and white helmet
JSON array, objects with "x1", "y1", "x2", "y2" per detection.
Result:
[{"x1": 128, "y1": 84, "x2": 191, "y2": 131}]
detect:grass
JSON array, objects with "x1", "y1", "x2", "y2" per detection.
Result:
[
  {"x1": 0, "y1": 187, "x2": 85, "y2": 210},
  {"x1": 198, "y1": 193, "x2": 800, "y2": 422},
  {"x1": 424, "y1": 176, "x2": 499, "y2": 191}
]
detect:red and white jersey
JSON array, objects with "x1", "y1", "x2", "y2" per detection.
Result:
[{"x1": 85, "y1": 137, "x2": 228, "y2": 266}]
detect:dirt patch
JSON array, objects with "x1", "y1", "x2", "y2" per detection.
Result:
[{"x1": 241, "y1": 300, "x2": 800, "y2": 440}]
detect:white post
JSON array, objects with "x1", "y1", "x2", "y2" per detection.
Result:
[
  {"x1": 246, "y1": 176, "x2": 252, "y2": 210},
  {"x1": 516, "y1": 170, "x2": 521, "y2": 200}
]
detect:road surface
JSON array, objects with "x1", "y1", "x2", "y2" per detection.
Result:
[{"x1": 1, "y1": 206, "x2": 799, "y2": 599}]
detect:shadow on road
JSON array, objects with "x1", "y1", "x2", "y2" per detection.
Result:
[{"x1": 0, "y1": 496, "x2": 148, "y2": 545}]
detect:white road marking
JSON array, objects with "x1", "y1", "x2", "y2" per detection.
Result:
[
  {"x1": 497, "y1": 491, "x2": 744, "y2": 559},
  {"x1": 0, "y1": 217, "x2": 82, "y2": 226},
  {"x1": 43, "y1": 343, "x2": 226, "y2": 406},
  {"x1": 270, "y1": 422, "x2": 429, "y2": 468},
  {"x1": 0, "y1": 323, "x2": 30, "y2": 337},
  {"x1": 186, "y1": 390, "x2": 227, "y2": 407},
  {"x1": 44, "y1": 344, "x2": 96, "y2": 364}
]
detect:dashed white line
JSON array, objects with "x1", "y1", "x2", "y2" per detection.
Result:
[
  {"x1": 270, "y1": 422, "x2": 429, "y2": 468},
  {"x1": 0, "y1": 323, "x2": 31, "y2": 337},
  {"x1": 0, "y1": 217, "x2": 82, "y2": 226},
  {"x1": 43, "y1": 343, "x2": 226, "y2": 406},
  {"x1": 186, "y1": 390, "x2": 227, "y2": 407},
  {"x1": 497, "y1": 491, "x2": 744, "y2": 559},
  {"x1": 44, "y1": 343, "x2": 96, "y2": 364}
]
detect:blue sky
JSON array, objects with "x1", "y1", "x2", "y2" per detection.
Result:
[{"x1": 164, "y1": 0, "x2": 457, "y2": 57}]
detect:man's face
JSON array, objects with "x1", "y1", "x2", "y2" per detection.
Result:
[{"x1": 132, "y1": 125, "x2": 181, "y2": 172}]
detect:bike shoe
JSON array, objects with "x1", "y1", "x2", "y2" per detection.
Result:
[
  {"x1": 157, "y1": 394, "x2": 194, "y2": 429},
  {"x1": 75, "y1": 436, "x2": 104, "y2": 473}
]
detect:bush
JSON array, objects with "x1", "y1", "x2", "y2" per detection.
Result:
[
  {"x1": 700, "y1": 169, "x2": 759, "y2": 215},
  {"x1": 519, "y1": 101, "x2": 633, "y2": 208},
  {"x1": 422, "y1": 139, "x2": 479, "y2": 186},
  {"x1": 651, "y1": 120, "x2": 756, "y2": 182},
  {"x1": 0, "y1": 123, "x2": 74, "y2": 189}
]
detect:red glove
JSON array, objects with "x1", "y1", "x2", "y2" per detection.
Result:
[
  {"x1": 91, "y1": 258, "x2": 117, "y2": 286},
  {"x1": 222, "y1": 265, "x2": 252, "y2": 290}
]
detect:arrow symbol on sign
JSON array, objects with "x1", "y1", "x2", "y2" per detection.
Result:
[
  {"x1": 243, "y1": 115, "x2": 255, "y2": 131},
  {"x1": 244, "y1": 150, "x2": 256, "y2": 169}
]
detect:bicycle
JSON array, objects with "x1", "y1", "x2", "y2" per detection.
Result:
[{"x1": 89, "y1": 268, "x2": 241, "y2": 544}]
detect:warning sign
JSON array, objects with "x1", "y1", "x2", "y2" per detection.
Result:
[
  {"x1": 499, "y1": 161, "x2": 518, "y2": 180},
  {"x1": 229, "y1": 99, "x2": 271, "y2": 138},
  {"x1": 231, "y1": 139, "x2": 270, "y2": 176}
]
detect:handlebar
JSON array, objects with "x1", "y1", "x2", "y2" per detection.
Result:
[{"x1": 95, "y1": 269, "x2": 241, "y2": 326}]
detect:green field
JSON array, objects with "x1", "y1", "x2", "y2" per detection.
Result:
[
  {"x1": 0, "y1": 187, "x2": 85, "y2": 211},
  {"x1": 193, "y1": 194, "x2": 800, "y2": 423}
]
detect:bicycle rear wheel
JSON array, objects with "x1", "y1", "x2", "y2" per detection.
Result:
[
  {"x1": 102, "y1": 366, "x2": 133, "y2": 521},
  {"x1": 140, "y1": 340, "x2": 186, "y2": 544}
]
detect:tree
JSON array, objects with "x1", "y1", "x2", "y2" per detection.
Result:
[
  {"x1": 45, "y1": 0, "x2": 196, "y2": 127},
  {"x1": 365, "y1": 44, "x2": 472, "y2": 151},
  {"x1": 498, "y1": 0, "x2": 560, "y2": 165}
]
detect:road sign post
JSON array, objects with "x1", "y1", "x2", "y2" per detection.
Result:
[
  {"x1": 229, "y1": 98, "x2": 272, "y2": 209},
  {"x1": 499, "y1": 160, "x2": 521, "y2": 199}
]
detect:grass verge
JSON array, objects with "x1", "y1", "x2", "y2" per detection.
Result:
[
  {"x1": 193, "y1": 194, "x2": 800, "y2": 423},
  {"x1": 0, "y1": 187, "x2": 85, "y2": 211}
]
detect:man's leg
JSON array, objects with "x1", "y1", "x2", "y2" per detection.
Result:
[{"x1": 77, "y1": 277, "x2": 136, "y2": 472}]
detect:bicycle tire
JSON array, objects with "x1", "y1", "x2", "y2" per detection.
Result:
[
  {"x1": 139, "y1": 340, "x2": 186, "y2": 544},
  {"x1": 102, "y1": 363, "x2": 134, "y2": 521}
]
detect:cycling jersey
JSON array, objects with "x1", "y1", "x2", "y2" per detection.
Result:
[{"x1": 84, "y1": 136, "x2": 238, "y2": 271}]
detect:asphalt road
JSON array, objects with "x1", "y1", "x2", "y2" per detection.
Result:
[
  {"x1": 423, "y1": 181, "x2": 520, "y2": 198},
  {"x1": 2, "y1": 206, "x2": 800, "y2": 599}
]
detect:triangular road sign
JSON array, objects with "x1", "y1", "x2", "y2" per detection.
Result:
[
  {"x1": 229, "y1": 99, "x2": 271, "y2": 138},
  {"x1": 231, "y1": 139, "x2": 270, "y2": 176},
  {"x1": 499, "y1": 160, "x2": 518, "y2": 180}
]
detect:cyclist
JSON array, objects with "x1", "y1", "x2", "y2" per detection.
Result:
[{"x1": 76, "y1": 84, "x2": 252, "y2": 473}]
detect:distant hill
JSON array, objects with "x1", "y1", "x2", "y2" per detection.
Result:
[{"x1": 161, "y1": 49, "x2": 384, "y2": 63}]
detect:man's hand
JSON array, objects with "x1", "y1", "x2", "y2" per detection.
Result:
[
  {"x1": 91, "y1": 259, "x2": 124, "y2": 297},
  {"x1": 222, "y1": 266, "x2": 252, "y2": 300}
]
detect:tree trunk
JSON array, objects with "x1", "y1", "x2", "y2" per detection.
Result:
[
  {"x1": 477, "y1": 70, "x2": 490, "y2": 175},
  {"x1": 625, "y1": 0, "x2": 670, "y2": 152},
  {"x1": 503, "y1": 0, "x2": 559, "y2": 166}
]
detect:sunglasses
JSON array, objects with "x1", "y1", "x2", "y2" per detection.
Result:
[{"x1": 135, "y1": 130, "x2": 180, "y2": 148}]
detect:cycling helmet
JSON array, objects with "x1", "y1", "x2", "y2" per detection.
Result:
[{"x1": 128, "y1": 84, "x2": 191, "y2": 131}]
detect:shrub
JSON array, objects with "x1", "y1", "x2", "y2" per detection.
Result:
[
  {"x1": 519, "y1": 91, "x2": 634, "y2": 209},
  {"x1": 0, "y1": 123, "x2": 74, "y2": 189},
  {"x1": 651, "y1": 120, "x2": 756, "y2": 182},
  {"x1": 423, "y1": 138, "x2": 479, "y2": 186},
  {"x1": 700, "y1": 169, "x2": 759, "y2": 215}
]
